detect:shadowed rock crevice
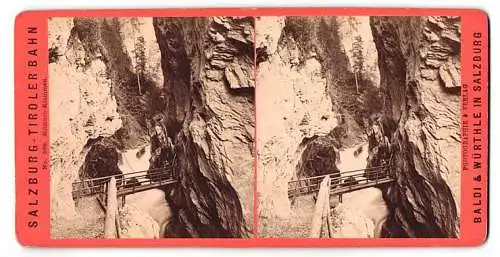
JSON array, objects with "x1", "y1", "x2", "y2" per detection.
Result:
[
  {"x1": 79, "y1": 137, "x2": 123, "y2": 180},
  {"x1": 152, "y1": 17, "x2": 255, "y2": 238},
  {"x1": 368, "y1": 16, "x2": 461, "y2": 238},
  {"x1": 296, "y1": 135, "x2": 341, "y2": 179}
]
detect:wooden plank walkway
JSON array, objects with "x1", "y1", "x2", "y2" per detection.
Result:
[
  {"x1": 72, "y1": 166, "x2": 177, "y2": 200},
  {"x1": 288, "y1": 164, "x2": 395, "y2": 198}
]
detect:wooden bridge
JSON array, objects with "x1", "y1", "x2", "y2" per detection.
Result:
[
  {"x1": 287, "y1": 164, "x2": 395, "y2": 200},
  {"x1": 289, "y1": 163, "x2": 395, "y2": 238},
  {"x1": 71, "y1": 166, "x2": 177, "y2": 238},
  {"x1": 72, "y1": 166, "x2": 177, "y2": 204}
]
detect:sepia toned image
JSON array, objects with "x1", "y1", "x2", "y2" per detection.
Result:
[
  {"x1": 49, "y1": 16, "x2": 255, "y2": 239},
  {"x1": 256, "y1": 16, "x2": 461, "y2": 238}
]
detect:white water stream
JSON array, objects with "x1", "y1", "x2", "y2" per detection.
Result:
[
  {"x1": 334, "y1": 143, "x2": 389, "y2": 237},
  {"x1": 118, "y1": 144, "x2": 172, "y2": 237}
]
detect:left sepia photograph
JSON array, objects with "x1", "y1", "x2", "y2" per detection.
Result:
[{"x1": 49, "y1": 16, "x2": 255, "y2": 239}]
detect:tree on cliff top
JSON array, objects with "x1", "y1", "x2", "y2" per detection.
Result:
[
  {"x1": 350, "y1": 35, "x2": 364, "y2": 94},
  {"x1": 133, "y1": 35, "x2": 146, "y2": 95}
]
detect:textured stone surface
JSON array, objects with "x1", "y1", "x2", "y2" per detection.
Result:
[
  {"x1": 49, "y1": 17, "x2": 166, "y2": 238},
  {"x1": 439, "y1": 60, "x2": 461, "y2": 89},
  {"x1": 225, "y1": 62, "x2": 254, "y2": 89},
  {"x1": 152, "y1": 17, "x2": 254, "y2": 237},
  {"x1": 49, "y1": 18, "x2": 123, "y2": 226},
  {"x1": 256, "y1": 17, "x2": 339, "y2": 220},
  {"x1": 255, "y1": 16, "x2": 285, "y2": 61},
  {"x1": 369, "y1": 16, "x2": 460, "y2": 237}
]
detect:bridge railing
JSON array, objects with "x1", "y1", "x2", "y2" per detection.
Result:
[
  {"x1": 288, "y1": 164, "x2": 393, "y2": 197},
  {"x1": 288, "y1": 164, "x2": 391, "y2": 188},
  {"x1": 72, "y1": 166, "x2": 175, "y2": 199},
  {"x1": 115, "y1": 169, "x2": 176, "y2": 196}
]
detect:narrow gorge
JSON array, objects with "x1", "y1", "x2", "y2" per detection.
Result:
[
  {"x1": 257, "y1": 15, "x2": 460, "y2": 238},
  {"x1": 49, "y1": 16, "x2": 254, "y2": 238}
]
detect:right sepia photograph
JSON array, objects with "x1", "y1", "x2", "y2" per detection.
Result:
[{"x1": 256, "y1": 16, "x2": 461, "y2": 238}]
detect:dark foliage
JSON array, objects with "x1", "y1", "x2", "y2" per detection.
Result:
[{"x1": 48, "y1": 46, "x2": 62, "y2": 63}]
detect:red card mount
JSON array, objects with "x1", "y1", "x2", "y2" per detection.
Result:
[{"x1": 14, "y1": 8, "x2": 488, "y2": 247}]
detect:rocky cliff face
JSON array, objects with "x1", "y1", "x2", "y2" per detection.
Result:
[
  {"x1": 151, "y1": 17, "x2": 255, "y2": 237},
  {"x1": 256, "y1": 17, "x2": 340, "y2": 220},
  {"x1": 49, "y1": 17, "x2": 164, "y2": 236},
  {"x1": 49, "y1": 18, "x2": 123, "y2": 224},
  {"x1": 368, "y1": 16, "x2": 461, "y2": 237}
]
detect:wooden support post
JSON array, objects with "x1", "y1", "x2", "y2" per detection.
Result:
[
  {"x1": 310, "y1": 176, "x2": 331, "y2": 238},
  {"x1": 104, "y1": 183, "x2": 108, "y2": 204},
  {"x1": 104, "y1": 177, "x2": 118, "y2": 239},
  {"x1": 324, "y1": 190, "x2": 333, "y2": 237},
  {"x1": 120, "y1": 195, "x2": 126, "y2": 208}
]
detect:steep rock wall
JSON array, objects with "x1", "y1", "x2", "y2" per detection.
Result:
[
  {"x1": 49, "y1": 17, "x2": 164, "y2": 235},
  {"x1": 369, "y1": 16, "x2": 461, "y2": 237},
  {"x1": 256, "y1": 17, "x2": 339, "y2": 219},
  {"x1": 49, "y1": 18, "x2": 123, "y2": 224},
  {"x1": 152, "y1": 17, "x2": 255, "y2": 237}
]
